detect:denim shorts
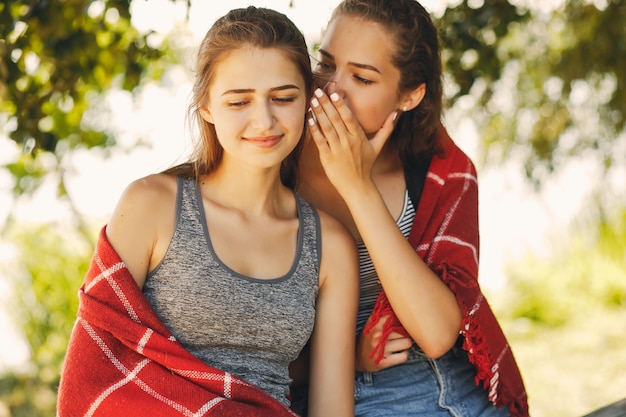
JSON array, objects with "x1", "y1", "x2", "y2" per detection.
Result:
[{"x1": 354, "y1": 337, "x2": 510, "y2": 417}]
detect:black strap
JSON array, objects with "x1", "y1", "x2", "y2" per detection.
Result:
[{"x1": 404, "y1": 158, "x2": 431, "y2": 209}]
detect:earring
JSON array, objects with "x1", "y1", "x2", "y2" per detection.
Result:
[
  {"x1": 208, "y1": 115, "x2": 214, "y2": 123},
  {"x1": 403, "y1": 106, "x2": 407, "y2": 112}
]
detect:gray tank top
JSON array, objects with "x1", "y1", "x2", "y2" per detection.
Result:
[{"x1": 143, "y1": 176, "x2": 321, "y2": 405}]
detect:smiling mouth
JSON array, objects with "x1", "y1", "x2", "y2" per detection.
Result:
[{"x1": 244, "y1": 135, "x2": 282, "y2": 148}]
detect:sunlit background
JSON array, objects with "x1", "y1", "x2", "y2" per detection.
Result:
[{"x1": 1, "y1": 0, "x2": 625, "y2": 416}]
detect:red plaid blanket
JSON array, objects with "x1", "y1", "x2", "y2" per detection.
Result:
[
  {"x1": 57, "y1": 227, "x2": 298, "y2": 417},
  {"x1": 364, "y1": 128, "x2": 529, "y2": 416}
]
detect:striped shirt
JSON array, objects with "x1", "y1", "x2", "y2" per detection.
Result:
[{"x1": 355, "y1": 189, "x2": 415, "y2": 334}]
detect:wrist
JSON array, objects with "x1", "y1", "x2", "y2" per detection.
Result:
[{"x1": 337, "y1": 178, "x2": 379, "y2": 210}]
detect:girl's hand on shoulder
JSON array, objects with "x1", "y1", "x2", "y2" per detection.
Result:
[
  {"x1": 356, "y1": 314, "x2": 413, "y2": 373},
  {"x1": 307, "y1": 88, "x2": 397, "y2": 197}
]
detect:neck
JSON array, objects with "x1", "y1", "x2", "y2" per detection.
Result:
[
  {"x1": 202, "y1": 161, "x2": 289, "y2": 216},
  {"x1": 372, "y1": 145, "x2": 402, "y2": 177}
]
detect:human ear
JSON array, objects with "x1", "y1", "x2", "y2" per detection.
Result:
[
  {"x1": 199, "y1": 108, "x2": 214, "y2": 124},
  {"x1": 400, "y1": 83, "x2": 426, "y2": 112}
]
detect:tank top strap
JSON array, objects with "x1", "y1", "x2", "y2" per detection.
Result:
[
  {"x1": 171, "y1": 175, "x2": 213, "y2": 247},
  {"x1": 294, "y1": 192, "x2": 322, "y2": 275}
]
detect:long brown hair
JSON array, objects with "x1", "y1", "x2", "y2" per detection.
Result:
[
  {"x1": 330, "y1": 0, "x2": 444, "y2": 166},
  {"x1": 165, "y1": 6, "x2": 313, "y2": 188}
]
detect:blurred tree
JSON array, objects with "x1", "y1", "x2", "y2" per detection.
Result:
[
  {"x1": 1, "y1": 0, "x2": 624, "y2": 198},
  {"x1": 0, "y1": 1, "x2": 176, "y2": 414},
  {"x1": 0, "y1": 224, "x2": 92, "y2": 416},
  {"x1": 439, "y1": 0, "x2": 626, "y2": 186},
  {"x1": 0, "y1": 0, "x2": 174, "y2": 241}
]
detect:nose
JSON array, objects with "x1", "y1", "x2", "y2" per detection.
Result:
[
  {"x1": 324, "y1": 79, "x2": 338, "y2": 95},
  {"x1": 252, "y1": 101, "x2": 274, "y2": 130},
  {"x1": 316, "y1": 68, "x2": 345, "y2": 98}
]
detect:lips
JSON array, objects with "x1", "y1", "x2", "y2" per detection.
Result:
[{"x1": 244, "y1": 135, "x2": 282, "y2": 148}]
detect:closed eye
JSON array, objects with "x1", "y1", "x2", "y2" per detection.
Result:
[
  {"x1": 354, "y1": 75, "x2": 374, "y2": 85},
  {"x1": 273, "y1": 96, "x2": 297, "y2": 103},
  {"x1": 228, "y1": 100, "x2": 249, "y2": 107},
  {"x1": 314, "y1": 61, "x2": 335, "y2": 74}
]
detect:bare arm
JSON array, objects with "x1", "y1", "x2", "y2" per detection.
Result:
[
  {"x1": 307, "y1": 211, "x2": 359, "y2": 417},
  {"x1": 307, "y1": 90, "x2": 461, "y2": 359},
  {"x1": 346, "y1": 184, "x2": 461, "y2": 358}
]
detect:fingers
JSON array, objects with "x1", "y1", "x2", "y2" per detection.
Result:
[
  {"x1": 357, "y1": 336, "x2": 411, "y2": 372},
  {"x1": 325, "y1": 91, "x2": 361, "y2": 137},
  {"x1": 384, "y1": 334, "x2": 413, "y2": 354},
  {"x1": 309, "y1": 90, "x2": 344, "y2": 150},
  {"x1": 369, "y1": 110, "x2": 398, "y2": 156},
  {"x1": 308, "y1": 88, "x2": 360, "y2": 146},
  {"x1": 376, "y1": 348, "x2": 409, "y2": 369},
  {"x1": 357, "y1": 315, "x2": 413, "y2": 372},
  {"x1": 307, "y1": 88, "x2": 396, "y2": 158},
  {"x1": 379, "y1": 332, "x2": 412, "y2": 366},
  {"x1": 307, "y1": 111, "x2": 329, "y2": 153},
  {"x1": 363, "y1": 313, "x2": 390, "y2": 333}
]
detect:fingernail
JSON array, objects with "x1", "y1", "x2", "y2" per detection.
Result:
[
  {"x1": 311, "y1": 98, "x2": 320, "y2": 107},
  {"x1": 330, "y1": 92, "x2": 339, "y2": 102},
  {"x1": 308, "y1": 117, "x2": 315, "y2": 126},
  {"x1": 392, "y1": 111, "x2": 398, "y2": 121},
  {"x1": 314, "y1": 88, "x2": 324, "y2": 98}
]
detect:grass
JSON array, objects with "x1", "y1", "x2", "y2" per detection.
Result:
[{"x1": 501, "y1": 307, "x2": 626, "y2": 416}]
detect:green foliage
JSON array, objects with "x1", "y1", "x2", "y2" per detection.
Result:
[
  {"x1": 1, "y1": 0, "x2": 624, "y2": 198},
  {"x1": 0, "y1": 0, "x2": 624, "y2": 198},
  {"x1": 440, "y1": 0, "x2": 626, "y2": 186},
  {"x1": 0, "y1": 224, "x2": 93, "y2": 416},
  {"x1": 4, "y1": 152, "x2": 49, "y2": 196},
  {"x1": 440, "y1": 0, "x2": 530, "y2": 99},
  {"x1": 557, "y1": 0, "x2": 626, "y2": 133},
  {"x1": 0, "y1": 1, "x2": 624, "y2": 414},
  {"x1": 0, "y1": 0, "x2": 171, "y2": 195},
  {"x1": 499, "y1": 209, "x2": 626, "y2": 327}
]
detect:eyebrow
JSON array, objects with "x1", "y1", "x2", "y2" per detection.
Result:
[
  {"x1": 221, "y1": 85, "x2": 301, "y2": 96},
  {"x1": 318, "y1": 49, "x2": 382, "y2": 74}
]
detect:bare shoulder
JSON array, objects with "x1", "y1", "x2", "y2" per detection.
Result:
[
  {"x1": 120, "y1": 173, "x2": 178, "y2": 205},
  {"x1": 108, "y1": 173, "x2": 177, "y2": 229},
  {"x1": 316, "y1": 208, "x2": 354, "y2": 244},
  {"x1": 315, "y1": 208, "x2": 358, "y2": 288},
  {"x1": 105, "y1": 173, "x2": 178, "y2": 287}
]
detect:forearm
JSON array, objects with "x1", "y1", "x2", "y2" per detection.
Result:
[
  {"x1": 308, "y1": 305, "x2": 355, "y2": 416},
  {"x1": 307, "y1": 345, "x2": 354, "y2": 417},
  {"x1": 344, "y1": 181, "x2": 462, "y2": 358}
]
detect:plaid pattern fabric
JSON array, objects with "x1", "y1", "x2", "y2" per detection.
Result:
[
  {"x1": 365, "y1": 128, "x2": 529, "y2": 417},
  {"x1": 57, "y1": 227, "x2": 298, "y2": 417}
]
